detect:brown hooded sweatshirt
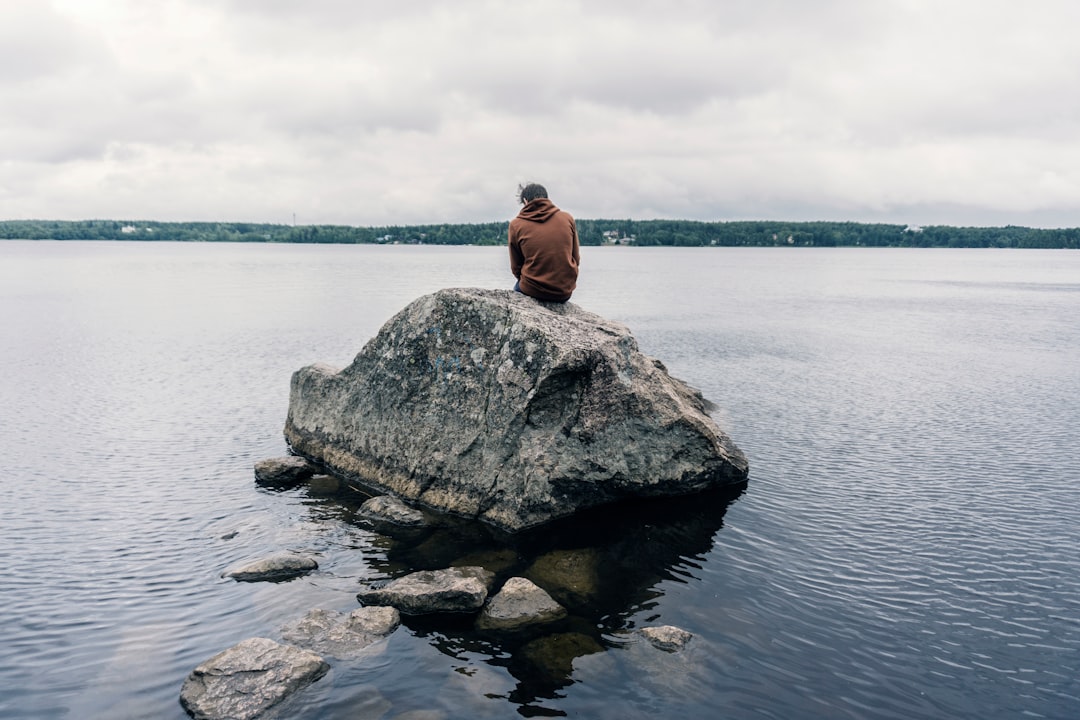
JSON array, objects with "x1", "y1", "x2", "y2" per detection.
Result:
[{"x1": 508, "y1": 198, "x2": 580, "y2": 302}]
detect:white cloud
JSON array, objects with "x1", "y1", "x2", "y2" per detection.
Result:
[{"x1": 2, "y1": 0, "x2": 1079, "y2": 226}]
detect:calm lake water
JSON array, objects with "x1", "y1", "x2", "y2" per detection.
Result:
[{"x1": 1, "y1": 241, "x2": 1078, "y2": 720}]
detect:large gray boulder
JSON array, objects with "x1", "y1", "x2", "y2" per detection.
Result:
[
  {"x1": 285, "y1": 288, "x2": 748, "y2": 532},
  {"x1": 179, "y1": 637, "x2": 328, "y2": 720}
]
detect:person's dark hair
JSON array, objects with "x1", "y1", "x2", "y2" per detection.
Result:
[{"x1": 517, "y1": 183, "x2": 548, "y2": 205}]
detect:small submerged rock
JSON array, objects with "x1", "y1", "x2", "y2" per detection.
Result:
[
  {"x1": 223, "y1": 554, "x2": 318, "y2": 582},
  {"x1": 517, "y1": 631, "x2": 604, "y2": 682},
  {"x1": 357, "y1": 566, "x2": 494, "y2": 615},
  {"x1": 254, "y1": 456, "x2": 316, "y2": 488},
  {"x1": 476, "y1": 577, "x2": 567, "y2": 631},
  {"x1": 306, "y1": 474, "x2": 341, "y2": 495},
  {"x1": 281, "y1": 606, "x2": 400, "y2": 658},
  {"x1": 179, "y1": 637, "x2": 328, "y2": 720},
  {"x1": 638, "y1": 625, "x2": 694, "y2": 652},
  {"x1": 359, "y1": 495, "x2": 426, "y2": 526},
  {"x1": 451, "y1": 548, "x2": 520, "y2": 576},
  {"x1": 524, "y1": 548, "x2": 602, "y2": 608}
]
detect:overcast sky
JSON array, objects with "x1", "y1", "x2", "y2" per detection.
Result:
[{"x1": 3, "y1": 0, "x2": 1079, "y2": 227}]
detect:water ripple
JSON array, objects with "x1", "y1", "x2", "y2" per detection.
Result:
[{"x1": 3, "y1": 244, "x2": 1080, "y2": 719}]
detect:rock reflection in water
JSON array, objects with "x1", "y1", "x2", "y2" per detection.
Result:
[{"x1": 290, "y1": 478, "x2": 743, "y2": 711}]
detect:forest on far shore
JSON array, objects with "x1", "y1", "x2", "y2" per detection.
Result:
[{"x1": 1, "y1": 218, "x2": 1078, "y2": 248}]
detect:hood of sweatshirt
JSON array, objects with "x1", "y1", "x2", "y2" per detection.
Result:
[{"x1": 517, "y1": 198, "x2": 560, "y2": 223}]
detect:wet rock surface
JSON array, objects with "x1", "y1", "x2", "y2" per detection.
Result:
[
  {"x1": 359, "y1": 495, "x2": 426, "y2": 526},
  {"x1": 179, "y1": 637, "x2": 329, "y2": 720},
  {"x1": 202, "y1": 378, "x2": 749, "y2": 717},
  {"x1": 223, "y1": 554, "x2": 318, "y2": 582},
  {"x1": 285, "y1": 288, "x2": 748, "y2": 531},
  {"x1": 524, "y1": 548, "x2": 602, "y2": 608},
  {"x1": 357, "y1": 566, "x2": 495, "y2": 615},
  {"x1": 184, "y1": 479, "x2": 744, "y2": 717},
  {"x1": 253, "y1": 456, "x2": 316, "y2": 488},
  {"x1": 476, "y1": 577, "x2": 567, "y2": 631},
  {"x1": 281, "y1": 606, "x2": 400, "y2": 658},
  {"x1": 638, "y1": 625, "x2": 694, "y2": 652}
]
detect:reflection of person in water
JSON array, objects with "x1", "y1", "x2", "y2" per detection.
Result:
[{"x1": 508, "y1": 182, "x2": 580, "y2": 303}]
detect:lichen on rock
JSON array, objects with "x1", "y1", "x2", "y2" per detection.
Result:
[{"x1": 285, "y1": 288, "x2": 747, "y2": 532}]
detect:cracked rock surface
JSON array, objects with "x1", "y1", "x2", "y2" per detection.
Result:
[
  {"x1": 285, "y1": 288, "x2": 747, "y2": 531},
  {"x1": 179, "y1": 637, "x2": 328, "y2": 720}
]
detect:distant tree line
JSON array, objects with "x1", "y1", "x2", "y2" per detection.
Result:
[
  {"x1": 0, "y1": 219, "x2": 509, "y2": 245},
  {"x1": 1, "y1": 218, "x2": 1077, "y2": 249}
]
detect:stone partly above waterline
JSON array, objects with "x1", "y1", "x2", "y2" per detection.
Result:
[
  {"x1": 222, "y1": 554, "x2": 318, "y2": 582},
  {"x1": 358, "y1": 495, "x2": 426, "y2": 527},
  {"x1": 253, "y1": 456, "x2": 315, "y2": 488},
  {"x1": 280, "y1": 606, "x2": 401, "y2": 659},
  {"x1": 476, "y1": 577, "x2": 567, "y2": 631},
  {"x1": 357, "y1": 566, "x2": 495, "y2": 615},
  {"x1": 284, "y1": 288, "x2": 748, "y2": 532},
  {"x1": 179, "y1": 637, "x2": 329, "y2": 720},
  {"x1": 638, "y1": 625, "x2": 694, "y2": 652}
]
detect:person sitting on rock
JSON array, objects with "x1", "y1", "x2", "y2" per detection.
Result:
[{"x1": 508, "y1": 183, "x2": 580, "y2": 303}]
